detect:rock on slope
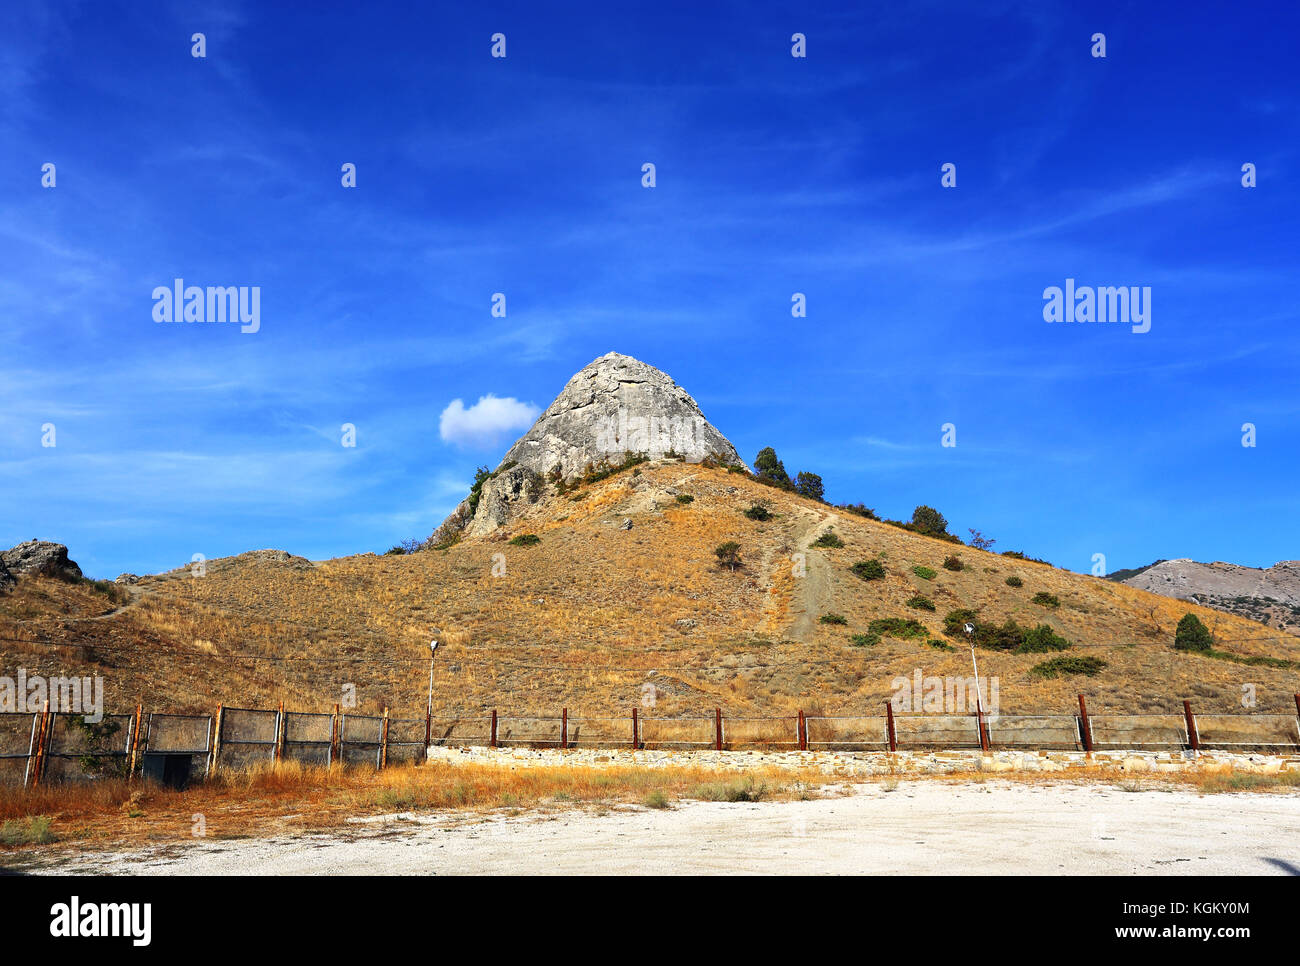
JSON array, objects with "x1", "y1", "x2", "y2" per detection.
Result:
[
  {"x1": 434, "y1": 352, "x2": 741, "y2": 540},
  {"x1": 1, "y1": 540, "x2": 83, "y2": 583},
  {"x1": 1119, "y1": 558, "x2": 1300, "y2": 632}
]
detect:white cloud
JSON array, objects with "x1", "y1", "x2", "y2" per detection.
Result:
[{"x1": 438, "y1": 394, "x2": 538, "y2": 449}]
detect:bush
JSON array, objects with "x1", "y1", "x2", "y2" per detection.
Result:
[
  {"x1": 851, "y1": 559, "x2": 885, "y2": 581},
  {"x1": 942, "y1": 555, "x2": 964, "y2": 571},
  {"x1": 1174, "y1": 613, "x2": 1214, "y2": 652},
  {"x1": 927, "y1": 639, "x2": 955, "y2": 651},
  {"x1": 509, "y1": 534, "x2": 541, "y2": 546},
  {"x1": 1005, "y1": 575, "x2": 1023, "y2": 588},
  {"x1": 1030, "y1": 656, "x2": 1107, "y2": 678},
  {"x1": 911, "y1": 505, "x2": 949, "y2": 536},
  {"x1": 1031, "y1": 591, "x2": 1060, "y2": 608},
  {"x1": 754, "y1": 447, "x2": 791, "y2": 488},
  {"x1": 691, "y1": 776, "x2": 767, "y2": 802},
  {"x1": 675, "y1": 494, "x2": 694, "y2": 504},
  {"x1": 848, "y1": 632, "x2": 879, "y2": 647},
  {"x1": 867, "y1": 617, "x2": 927, "y2": 640},
  {"x1": 0, "y1": 816, "x2": 55, "y2": 845},
  {"x1": 943, "y1": 608, "x2": 979, "y2": 637},
  {"x1": 838, "y1": 503, "x2": 879, "y2": 521},
  {"x1": 811, "y1": 530, "x2": 844, "y2": 549},
  {"x1": 1015, "y1": 624, "x2": 1071, "y2": 653},
  {"x1": 819, "y1": 613, "x2": 848, "y2": 625},
  {"x1": 906, "y1": 594, "x2": 936, "y2": 611},
  {"x1": 743, "y1": 501, "x2": 774, "y2": 521},
  {"x1": 794, "y1": 472, "x2": 825, "y2": 501},
  {"x1": 912, "y1": 565, "x2": 937, "y2": 581},
  {"x1": 715, "y1": 541, "x2": 742, "y2": 570}
]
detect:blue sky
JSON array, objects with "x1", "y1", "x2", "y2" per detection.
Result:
[{"x1": 2, "y1": 1, "x2": 1297, "y2": 579}]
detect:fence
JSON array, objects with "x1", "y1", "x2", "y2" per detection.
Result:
[
  {"x1": 0, "y1": 702, "x2": 428, "y2": 787},
  {"x1": 4, "y1": 695, "x2": 1299, "y2": 787}
]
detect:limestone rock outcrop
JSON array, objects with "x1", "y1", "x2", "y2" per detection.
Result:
[{"x1": 432, "y1": 352, "x2": 740, "y2": 541}]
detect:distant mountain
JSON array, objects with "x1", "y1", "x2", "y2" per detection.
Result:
[{"x1": 1115, "y1": 558, "x2": 1300, "y2": 633}]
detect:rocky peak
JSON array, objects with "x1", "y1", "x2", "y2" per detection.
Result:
[
  {"x1": 498, "y1": 352, "x2": 740, "y2": 480},
  {"x1": 432, "y1": 352, "x2": 740, "y2": 541}
]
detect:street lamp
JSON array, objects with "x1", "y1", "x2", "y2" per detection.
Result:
[
  {"x1": 426, "y1": 640, "x2": 439, "y2": 721},
  {"x1": 963, "y1": 622, "x2": 987, "y2": 721}
]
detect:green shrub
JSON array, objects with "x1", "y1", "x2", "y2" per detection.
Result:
[
  {"x1": 1015, "y1": 624, "x2": 1071, "y2": 653},
  {"x1": 851, "y1": 559, "x2": 885, "y2": 581},
  {"x1": 1031, "y1": 591, "x2": 1060, "y2": 608},
  {"x1": 848, "y1": 632, "x2": 879, "y2": 647},
  {"x1": 1030, "y1": 656, "x2": 1107, "y2": 678},
  {"x1": 867, "y1": 617, "x2": 927, "y2": 640},
  {"x1": 912, "y1": 565, "x2": 937, "y2": 581},
  {"x1": 911, "y1": 505, "x2": 949, "y2": 537},
  {"x1": 675, "y1": 494, "x2": 694, "y2": 504},
  {"x1": 691, "y1": 776, "x2": 766, "y2": 802},
  {"x1": 1174, "y1": 613, "x2": 1214, "y2": 652},
  {"x1": 837, "y1": 503, "x2": 879, "y2": 521},
  {"x1": 942, "y1": 608, "x2": 979, "y2": 637},
  {"x1": 1005, "y1": 575, "x2": 1023, "y2": 588},
  {"x1": 906, "y1": 594, "x2": 936, "y2": 611},
  {"x1": 509, "y1": 534, "x2": 541, "y2": 546},
  {"x1": 942, "y1": 555, "x2": 964, "y2": 571},
  {"x1": 794, "y1": 472, "x2": 825, "y2": 501},
  {"x1": 819, "y1": 613, "x2": 848, "y2": 625},
  {"x1": 642, "y1": 789, "x2": 671, "y2": 809},
  {"x1": 743, "y1": 501, "x2": 774, "y2": 521},
  {"x1": 0, "y1": 816, "x2": 55, "y2": 845},
  {"x1": 927, "y1": 639, "x2": 955, "y2": 651},
  {"x1": 811, "y1": 531, "x2": 844, "y2": 549},
  {"x1": 715, "y1": 541, "x2": 742, "y2": 570}
]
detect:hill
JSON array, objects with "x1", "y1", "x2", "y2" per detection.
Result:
[{"x1": 4, "y1": 460, "x2": 1299, "y2": 720}]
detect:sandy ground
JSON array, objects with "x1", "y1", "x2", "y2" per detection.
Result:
[{"x1": 15, "y1": 781, "x2": 1300, "y2": 875}]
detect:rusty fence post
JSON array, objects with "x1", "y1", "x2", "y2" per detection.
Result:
[
  {"x1": 209, "y1": 703, "x2": 224, "y2": 776},
  {"x1": 28, "y1": 702, "x2": 51, "y2": 787},
  {"x1": 1183, "y1": 700, "x2": 1200, "y2": 752},
  {"x1": 380, "y1": 707, "x2": 390, "y2": 769},
  {"x1": 885, "y1": 701, "x2": 897, "y2": 753},
  {"x1": 1077, "y1": 694, "x2": 1094, "y2": 753},
  {"x1": 797, "y1": 710, "x2": 807, "y2": 751},
  {"x1": 424, "y1": 708, "x2": 432, "y2": 756},
  {"x1": 976, "y1": 704, "x2": 990, "y2": 753},
  {"x1": 127, "y1": 703, "x2": 144, "y2": 780},
  {"x1": 561, "y1": 708, "x2": 568, "y2": 749},
  {"x1": 490, "y1": 709, "x2": 498, "y2": 749},
  {"x1": 631, "y1": 707, "x2": 639, "y2": 750},
  {"x1": 715, "y1": 708, "x2": 723, "y2": 751},
  {"x1": 331, "y1": 703, "x2": 340, "y2": 767}
]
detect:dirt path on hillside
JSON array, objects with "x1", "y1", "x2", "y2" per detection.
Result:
[
  {"x1": 81, "y1": 582, "x2": 144, "y2": 621},
  {"x1": 22, "y1": 781, "x2": 1299, "y2": 876},
  {"x1": 786, "y1": 509, "x2": 839, "y2": 642}
]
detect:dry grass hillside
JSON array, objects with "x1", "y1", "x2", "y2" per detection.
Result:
[{"x1": 4, "y1": 460, "x2": 1300, "y2": 719}]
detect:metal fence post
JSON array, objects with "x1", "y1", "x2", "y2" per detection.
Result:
[
  {"x1": 380, "y1": 707, "x2": 390, "y2": 769},
  {"x1": 714, "y1": 708, "x2": 722, "y2": 751},
  {"x1": 1183, "y1": 699, "x2": 1200, "y2": 752},
  {"x1": 331, "y1": 703, "x2": 340, "y2": 767},
  {"x1": 1077, "y1": 694, "x2": 1094, "y2": 753},
  {"x1": 976, "y1": 704, "x2": 990, "y2": 753},
  {"x1": 631, "y1": 707, "x2": 639, "y2": 750},
  {"x1": 274, "y1": 700, "x2": 285, "y2": 763},
  {"x1": 490, "y1": 709, "x2": 498, "y2": 749},
  {"x1": 797, "y1": 710, "x2": 806, "y2": 751},
  {"x1": 885, "y1": 701, "x2": 897, "y2": 752},
  {"x1": 209, "y1": 703, "x2": 224, "y2": 776},
  {"x1": 127, "y1": 703, "x2": 144, "y2": 780},
  {"x1": 561, "y1": 708, "x2": 568, "y2": 749}
]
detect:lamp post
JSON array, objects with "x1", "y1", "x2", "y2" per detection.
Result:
[
  {"x1": 964, "y1": 622, "x2": 986, "y2": 716},
  {"x1": 426, "y1": 640, "x2": 439, "y2": 720}
]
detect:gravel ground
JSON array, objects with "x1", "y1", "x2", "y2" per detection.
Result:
[{"x1": 20, "y1": 780, "x2": 1300, "y2": 876}]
